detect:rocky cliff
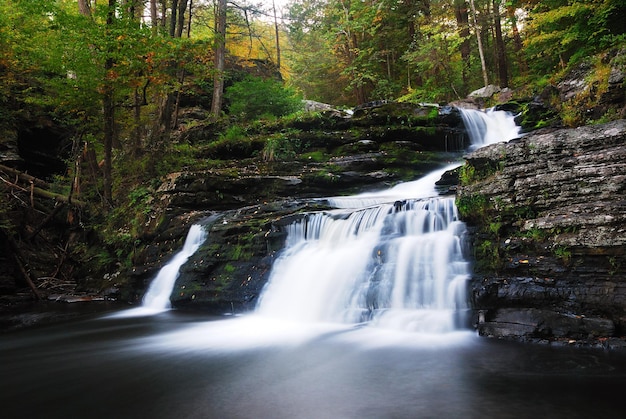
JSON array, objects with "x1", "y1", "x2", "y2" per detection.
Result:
[{"x1": 458, "y1": 120, "x2": 626, "y2": 346}]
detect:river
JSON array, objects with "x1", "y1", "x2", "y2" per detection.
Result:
[{"x1": 2, "y1": 311, "x2": 626, "y2": 418}]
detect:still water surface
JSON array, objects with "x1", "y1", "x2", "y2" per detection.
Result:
[{"x1": 2, "y1": 311, "x2": 626, "y2": 419}]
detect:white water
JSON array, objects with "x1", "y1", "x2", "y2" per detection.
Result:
[
  {"x1": 256, "y1": 197, "x2": 470, "y2": 332},
  {"x1": 256, "y1": 108, "x2": 520, "y2": 333},
  {"x1": 106, "y1": 224, "x2": 208, "y2": 318},
  {"x1": 460, "y1": 107, "x2": 521, "y2": 149},
  {"x1": 142, "y1": 224, "x2": 207, "y2": 310}
]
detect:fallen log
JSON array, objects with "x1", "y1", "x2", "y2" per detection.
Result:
[
  {"x1": 31, "y1": 185, "x2": 85, "y2": 207},
  {"x1": 0, "y1": 163, "x2": 49, "y2": 188},
  {"x1": 27, "y1": 202, "x2": 66, "y2": 241},
  {"x1": 0, "y1": 164, "x2": 85, "y2": 207}
]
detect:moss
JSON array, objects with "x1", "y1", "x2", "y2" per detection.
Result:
[
  {"x1": 552, "y1": 245, "x2": 572, "y2": 264},
  {"x1": 456, "y1": 194, "x2": 490, "y2": 222},
  {"x1": 299, "y1": 150, "x2": 328, "y2": 162},
  {"x1": 475, "y1": 240, "x2": 502, "y2": 272},
  {"x1": 458, "y1": 161, "x2": 504, "y2": 186}
]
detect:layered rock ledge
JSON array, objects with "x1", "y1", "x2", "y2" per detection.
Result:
[{"x1": 458, "y1": 119, "x2": 626, "y2": 346}]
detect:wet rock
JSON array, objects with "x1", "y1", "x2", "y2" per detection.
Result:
[
  {"x1": 479, "y1": 308, "x2": 616, "y2": 340},
  {"x1": 168, "y1": 200, "x2": 325, "y2": 313},
  {"x1": 460, "y1": 119, "x2": 626, "y2": 341}
]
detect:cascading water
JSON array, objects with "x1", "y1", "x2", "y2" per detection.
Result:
[
  {"x1": 256, "y1": 108, "x2": 520, "y2": 333},
  {"x1": 142, "y1": 224, "x2": 207, "y2": 311},
  {"x1": 459, "y1": 107, "x2": 521, "y2": 149}
]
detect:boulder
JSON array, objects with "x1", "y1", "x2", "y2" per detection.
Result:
[{"x1": 468, "y1": 85, "x2": 501, "y2": 99}]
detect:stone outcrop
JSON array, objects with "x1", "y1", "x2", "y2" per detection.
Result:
[
  {"x1": 458, "y1": 119, "x2": 626, "y2": 344},
  {"x1": 154, "y1": 103, "x2": 470, "y2": 216}
]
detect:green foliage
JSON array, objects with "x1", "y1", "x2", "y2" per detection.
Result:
[
  {"x1": 458, "y1": 161, "x2": 504, "y2": 186},
  {"x1": 456, "y1": 192, "x2": 504, "y2": 272},
  {"x1": 456, "y1": 194, "x2": 490, "y2": 221},
  {"x1": 220, "y1": 125, "x2": 247, "y2": 142},
  {"x1": 300, "y1": 150, "x2": 327, "y2": 163},
  {"x1": 262, "y1": 132, "x2": 303, "y2": 161},
  {"x1": 204, "y1": 125, "x2": 262, "y2": 159},
  {"x1": 523, "y1": 227, "x2": 548, "y2": 241},
  {"x1": 608, "y1": 256, "x2": 622, "y2": 276},
  {"x1": 475, "y1": 239, "x2": 502, "y2": 272},
  {"x1": 225, "y1": 76, "x2": 303, "y2": 121},
  {"x1": 552, "y1": 245, "x2": 572, "y2": 264},
  {"x1": 458, "y1": 165, "x2": 477, "y2": 186},
  {"x1": 524, "y1": 0, "x2": 626, "y2": 73}
]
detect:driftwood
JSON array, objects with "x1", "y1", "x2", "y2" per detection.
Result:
[
  {"x1": 13, "y1": 253, "x2": 42, "y2": 300},
  {"x1": 1, "y1": 230, "x2": 42, "y2": 300},
  {"x1": 26, "y1": 202, "x2": 66, "y2": 241},
  {"x1": 0, "y1": 164, "x2": 85, "y2": 207}
]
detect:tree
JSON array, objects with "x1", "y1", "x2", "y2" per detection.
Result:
[
  {"x1": 102, "y1": 0, "x2": 117, "y2": 206},
  {"x1": 272, "y1": 0, "x2": 282, "y2": 71},
  {"x1": 469, "y1": 0, "x2": 488, "y2": 86},
  {"x1": 506, "y1": 0, "x2": 527, "y2": 76},
  {"x1": 211, "y1": 0, "x2": 228, "y2": 117},
  {"x1": 78, "y1": 0, "x2": 92, "y2": 16},
  {"x1": 492, "y1": 0, "x2": 508, "y2": 87},
  {"x1": 454, "y1": 0, "x2": 471, "y2": 89}
]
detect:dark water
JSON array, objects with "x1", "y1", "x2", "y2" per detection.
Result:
[{"x1": 2, "y1": 311, "x2": 626, "y2": 419}]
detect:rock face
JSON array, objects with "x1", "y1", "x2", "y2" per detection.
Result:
[
  {"x1": 155, "y1": 103, "x2": 469, "y2": 216},
  {"x1": 458, "y1": 120, "x2": 626, "y2": 343}
]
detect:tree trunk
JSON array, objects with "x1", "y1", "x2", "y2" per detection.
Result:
[
  {"x1": 102, "y1": 0, "x2": 117, "y2": 207},
  {"x1": 469, "y1": 0, "x2": 488, "y2": 87},
  {"x1": 211, "y1": 0, "x2": 227, "y2": 118},
  {"x1": 272, "y1": 0, "x2": 281, "y2": 71},
  {"x1": 132, "y1": 87, "x2": 142, "y2": 156},
  {"x1": 78, "y1": 0, "x2": 92, "y2": 16},
  {"x1": 507, "y1": 4, "x2": 527, "y2": 74},
  {"x1": 492, "y1": 0, "x2": 508, "y2": 87},
  {"x1": 150, "y1": 0, "x2": 158, "y2": 35},
  {"x1": 124, "y1": 0, "x2": 142, "y2": 18},
  {"x1": 0, "y1": 164, "x2": 86, "y2": 207},
  {"x1": 176, "y1": 0, "x2": 189, "y2": 38},
  {"x1": 454, "y1": 0, "x2": 471, "y2": 89},
  {"x1": 160, "y1": 0, "x2": 167, "y2": 29},
  {"x1": 187, "y1": 0, "x2": 193, "y2": 38}
]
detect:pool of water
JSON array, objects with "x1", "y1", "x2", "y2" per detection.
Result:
[{"x1": 2, "y1": 311, "x2": 626, "y2": 419}]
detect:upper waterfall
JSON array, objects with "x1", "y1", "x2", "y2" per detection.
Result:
[{"x1": 459, "y1": 107, "x2": 521, "y2": 148}]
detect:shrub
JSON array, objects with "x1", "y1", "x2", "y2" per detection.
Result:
[{"x1": 225, "y1": 76, "x2": 302, "y2": 120}]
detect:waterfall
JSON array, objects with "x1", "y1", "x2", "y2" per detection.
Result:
[
  {"x1": 460, "y1": 107, "x2": 521, "y2": 148},
  {"x1": 142, "y1": 224, "x2": 207, "y2": 311},
  {"x1": 256, "y1": 198, "x2": 469, "y2": 332},
  {"x1": 256, "y1": 108, "x2": 519, "y2": 333}
]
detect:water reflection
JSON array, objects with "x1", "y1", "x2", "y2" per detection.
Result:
[{"x1": 2, "y1": 312, "x2": 626, "y2": 419}]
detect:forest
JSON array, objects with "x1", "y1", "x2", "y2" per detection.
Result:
[{"x1": 0, "y1": 0, "x2": 625, "y2": 305}]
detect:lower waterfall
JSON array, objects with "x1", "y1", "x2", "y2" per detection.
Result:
[
  {"x1": 256, "y1": 108, "x2": 520, "y2": 332},
  {"x1": 255, "y1": 190, "x2": 470, "y2": 332}
]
